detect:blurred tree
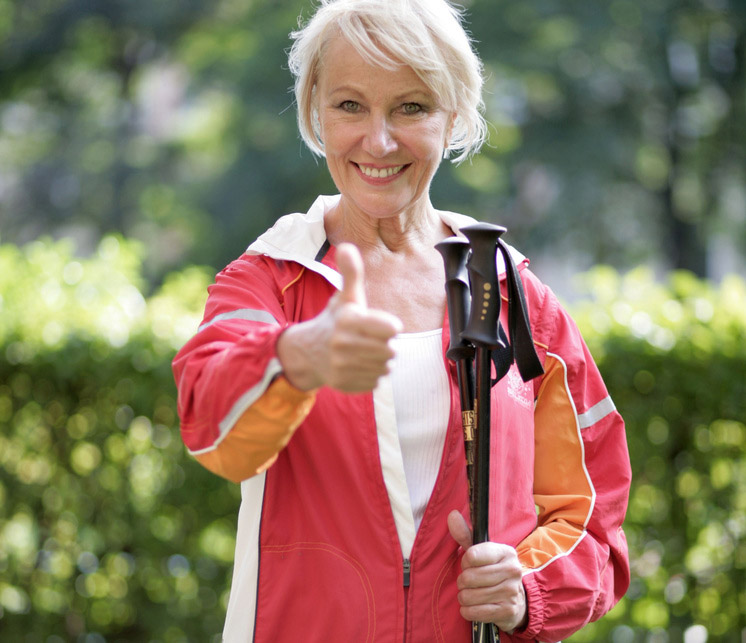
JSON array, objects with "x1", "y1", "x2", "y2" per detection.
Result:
[
  {"x1": 0, "y1": 0, "x2": 215, "y2": 274},
  {"x1": 459, "y1": 0, "x2": 746, "y2": 279},
  {"x1": 0, "y1": 0, "x2": 744, "y2": 284}
]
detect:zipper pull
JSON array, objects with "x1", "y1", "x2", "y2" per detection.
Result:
[{"x1": 403, "y1": 558, "x2": 411, "y2": 587}]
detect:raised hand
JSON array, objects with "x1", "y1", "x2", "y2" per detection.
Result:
[
  {"x1": 447, "y1": 510, "x2": 528, "y2": 634},
  {"x1": 277, "y1": 243, "x2": 403, "y2": 392}
]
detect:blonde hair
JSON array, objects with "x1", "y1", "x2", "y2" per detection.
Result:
[{"x1": 288, "y1": 0, "x2": 487, "y2": 163}]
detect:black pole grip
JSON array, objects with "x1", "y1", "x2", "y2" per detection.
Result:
[
  {"x1": 460, "y1": 223, "x2": 506, "y2": 349},
  {"x1": 435, "y1": 237, "x2": 474, "y2": 363}
]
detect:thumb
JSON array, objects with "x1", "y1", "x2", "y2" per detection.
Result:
[
  {"x1": 447, "y1": 509, "x2": 473, "y2": 552},
  {"x1": 336, "y1": 243, "x2": 367, "y2": 307}
]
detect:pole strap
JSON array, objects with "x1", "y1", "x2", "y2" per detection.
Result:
[{"x1": 491, "y1": 240, "x2": 544, "y2": 385}]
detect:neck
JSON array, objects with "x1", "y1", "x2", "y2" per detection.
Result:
[{"x1": 325, "y1": 197, "x2": 447, "y2": 253}]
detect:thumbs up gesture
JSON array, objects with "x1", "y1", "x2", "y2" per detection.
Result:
[{"x1": 277, "y1": 243, "x2": 403, "y2": 392}]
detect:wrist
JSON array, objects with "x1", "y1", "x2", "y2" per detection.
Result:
[
  {"x1": 505, "y1": 582, "x2": 529, "y2": 635},
  {"x1": 276, "y1": 323, "x2": 322, "y2": 391}
]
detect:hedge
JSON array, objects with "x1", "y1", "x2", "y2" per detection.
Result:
[
  {"x1": 566, "y1": 268, "x2": 746, "y2": 641},
  {"x1": 0, "y1": 237, "x2": 235, "y2": 642},
  {"x1": 1, "y1": 237, "x2": 744, "y2": 641}
]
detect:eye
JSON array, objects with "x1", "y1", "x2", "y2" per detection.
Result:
[
  {"x1": 339, "y1": 100, "x2": 360, "y2": 113},
  {"x1": 402, "y1": 102, "x2": 423, "y2": 115}
]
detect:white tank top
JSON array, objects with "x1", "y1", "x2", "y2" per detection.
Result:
[{"x1": 388, "y1": 329, "x2": 450, "y2": 532}]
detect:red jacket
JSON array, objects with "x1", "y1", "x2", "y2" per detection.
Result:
[{"x1": 173, "y1": 195, "x2": 631, "y2": 642}]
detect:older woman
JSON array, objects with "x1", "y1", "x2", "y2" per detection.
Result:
[{"x1": 172, "y1": 1, "x2": 631, "y2": 641}]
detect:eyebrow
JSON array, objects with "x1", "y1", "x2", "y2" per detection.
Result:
[{"x1": 325, "y1": 85, "x2": 434, "y2": 103}]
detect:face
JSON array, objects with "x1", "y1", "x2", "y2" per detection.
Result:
[{"x1": 315, "y1": 36, "x2": 454, "y2": 222}]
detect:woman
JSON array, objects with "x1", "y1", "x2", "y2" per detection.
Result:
[{"x1": 172, "y1": 0, "x2": 631, "y2": 641}]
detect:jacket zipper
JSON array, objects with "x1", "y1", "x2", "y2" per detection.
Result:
[{"x1": 403, "y1": 557, "x2": 410, "y2": 642}]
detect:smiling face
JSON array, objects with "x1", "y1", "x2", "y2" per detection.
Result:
[{"x1": 315, "y1": 35, "x2": 454, "y2": 223}]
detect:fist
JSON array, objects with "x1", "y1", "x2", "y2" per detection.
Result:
[
  {"x1": 447, "y1": 510, "x2": 528, "y2": 633},
  {"x1": 277, "y1": 243, "x2": 402, "y2": 392}
]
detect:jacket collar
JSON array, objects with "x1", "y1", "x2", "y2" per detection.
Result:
[{"x1": 247, "y1": 194, "x2": 526, "y2": 288}]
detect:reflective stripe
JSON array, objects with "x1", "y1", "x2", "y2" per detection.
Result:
[
  {"x1": 578, "y1": 396, "x2": 616, "y2": 430},
  {"x1": 188, "y1": 357, "x2": 283, "y2": 455},
  {"x1": 198, "y1": 308, "x2": 279, "y2": 332}
]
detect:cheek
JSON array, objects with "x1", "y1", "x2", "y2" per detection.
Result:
[
  {"x1": 411, "y1": 120, "x2": 451, "y2": 157},
  {"x1": 322, "y1": 128, "x2": 356, "y2": 160},
  {"x1": 409, "y1": 135, "x2": 446, "y2": 163}
]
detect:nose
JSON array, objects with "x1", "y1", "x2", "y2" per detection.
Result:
[{"x1": 363, "y1": 113, "x2": 398, "y2": 157}]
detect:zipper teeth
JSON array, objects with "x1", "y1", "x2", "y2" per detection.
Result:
[{"x1": 403, "y1": 558, "x2": 410, "y2": 643}]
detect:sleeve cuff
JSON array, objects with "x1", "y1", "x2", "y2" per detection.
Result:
[{"x1": 510, "y1": 573, "x2": 546, "y2": 640}]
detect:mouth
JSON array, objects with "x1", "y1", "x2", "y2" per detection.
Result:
[{"x1": 355, "y1": 163, "x2": 407, "y2": 179}]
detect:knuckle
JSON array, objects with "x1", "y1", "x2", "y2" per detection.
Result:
[
  {"x1": 329, "y1": 332, "x2": 354, "y2": 354},
  {"x1": 328, "y1": 352, "x2": 346, "y2": 370}
]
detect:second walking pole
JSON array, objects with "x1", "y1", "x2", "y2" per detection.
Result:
[{"x1": 460, "y1": 223, "x2": 506, "y2": 643}]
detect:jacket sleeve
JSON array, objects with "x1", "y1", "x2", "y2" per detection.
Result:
[
  {"x1": 172, "y1": 255, "x2": 317, "y2": 483},
  {"x1": 514, "y1": 273, "x2": 631, "y2": 642}
]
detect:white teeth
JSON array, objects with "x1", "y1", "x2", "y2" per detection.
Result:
[{"x1": 360, "y1": 165, "x2": 404, "y2": 178}]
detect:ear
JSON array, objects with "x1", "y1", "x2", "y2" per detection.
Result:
[
  {"x1": 309, "y1": 82, "x2": 324, "y2": 141},
  {"x1": 445, "y1": 112, "x2": 457, "y2": 149},
  {"x1": 312, "y1": 102, "x2": 324, "y2": 148},
  {"x1": 313, "y1": 107, "x2": 322, "y2": 137}
]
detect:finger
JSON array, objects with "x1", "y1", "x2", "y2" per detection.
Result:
[
  {"x1": 457, "y1": 558, "x2": 521, "y2": 591},
  {"x1": 459, "y1": 603, "x2": 520, "y2": 627},
  {"x1": 462, "y1": 542, "x2": 517, "y2": 570},
  {"x1": 339, "y1": 308, "x2": 403, "y2": 339},
  {"x1": 458, "y1": 585, "x2": 505, "y2": 607},
  {"x1": 326, "y1": 352, "x2": 396, "y2": 392},
  {"x1": 336, "y1": 243, "x2": 367, "y2": 307},
  {"x1": 328, "y1": 341, "x2": 395, "y2": 373},
  {"x1": 457, "y1": 581, "x2": 527, "y2": 633},
  {"x1": 447, "y1": 510, "x2": 473, "y2": 552}
]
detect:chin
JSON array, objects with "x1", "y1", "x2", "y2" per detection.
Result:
[{"x1": 355, "y1": 197, "x2": 412, "y2": 219}]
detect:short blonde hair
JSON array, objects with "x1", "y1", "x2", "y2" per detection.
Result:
[{"x1": 288, "y1": 0, "x2": 487, "y2": 163}]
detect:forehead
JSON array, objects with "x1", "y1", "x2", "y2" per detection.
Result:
[{"x1": 317, "y1": 35, "x2": 432, "y2": 97}]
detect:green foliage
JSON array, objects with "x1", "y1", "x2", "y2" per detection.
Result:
[
  {"x1": 0, "y1": 236, "x2": 240, "y2": 641},
  {"x1": 567, "y1": 267, "x2": 746, "y2": 642},
  {"x1": 1, "y1": 239, "x2": 745, "y2": 640},
  {"x1": 1, "y1": 0, "x2": 743, "y2": 280}
]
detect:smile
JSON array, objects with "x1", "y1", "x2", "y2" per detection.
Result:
[{"x1": 357, "y1": 164, "x2": 405, "y2": 178}]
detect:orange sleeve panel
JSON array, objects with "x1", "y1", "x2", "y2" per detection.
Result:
[
  {"x1": 194, "y1": 376, "x2": 317, "y2": 483},
  {"x1": 517, "y1": 353, "x2": 594, "y2": 570}
]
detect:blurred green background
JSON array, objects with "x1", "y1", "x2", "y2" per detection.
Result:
[{"x1": 1, "y1": 0, "x2": 744, "y2": 641}]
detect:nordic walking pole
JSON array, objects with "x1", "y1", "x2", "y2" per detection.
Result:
[
  {"x1": 438, "y1": 225, "x2": 543, "y2": 641},
  {"x1": 435, "y1": 237, "x2": 476, "y2": 511},
  {"x1": 460, "y1": 223, "x2": 507, "y2": 643}
]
